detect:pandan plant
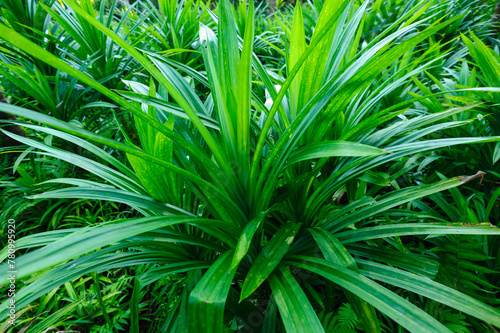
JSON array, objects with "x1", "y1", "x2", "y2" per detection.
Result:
[{"x1": 0, "y1": 0, "x2": 500, "y2": 331}]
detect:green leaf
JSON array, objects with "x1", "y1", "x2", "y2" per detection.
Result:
[
  {"x1": 493, "y1": 142, "x2": 500, "y2": 165},
  {"x1": 0, "y1": 8, "x2": 239, "y2": 204},
  {"x1": 461, "y1": 32, "x2": 500, "y2": 90},
  {"x1": 118, "y1": 88, "x2": 220, "y2": 130},
  {"x1": 130, "y1": 277, "x2": 142, "y2": 333},
  {"x1": 336, "y1": 223, "x2": 500, "y2": 244},
  {"x1": 310, "y1": 228, "x2": 381, "y2": 333},
  {"x1": 310, "y1": 228, "x2": 358, "y2": 270},
  {"x1": 235, "y1": 0, "x2": 254, "y2": 187},
  {"x1": 288, "y1": 141, "x2": 386, "y2": 165},
  {"x1": 26, "y1": 300, "x2": 83, "y2": 333},
  {"x1": 288, "y1": 2, "x2": 307, "y2": 119},
  {"x1": 232, "y1": 211, "x2": 266, "y2": 269},
  {"x1": 347, "y1": 244, "x2": 439, "y2": 279},
  {"x1": 358, "y1": 259, "x2": 500, "y2": 328},
  {"x1": 324, "y1": 172, "x2": 489, "y2": 232},
  {"x1": 250, "y1": 0, "x2": 351, "y2": 188},
  {"x1": 285, "y1": 256, "x2": 452, "y2": 333},
  {"x1": 268, "y1": 266, "x2": 325, "y2": 333},
  {"x1": 0, "y1": 113, "x2": 244, "y2": 222},
  {"x1": 0, "y1": 216, "x2": 215, "y2": 285},
  {"x1": 188, "y1": 251, "x2": 236, "y2": 333},
  {"x1": 0, "y1": 249, "x2": 207, "y2": 319},
  {"x1": 30, "y1": 187, "x2": 191, "y2": 217},
  {"x1": 240, "y1": 222, "x2": 301, "y2": 301}
]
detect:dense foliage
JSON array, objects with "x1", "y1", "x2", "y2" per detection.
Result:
[{"x1": 1, "y1": 0, "x2": 500, "y2": 331}]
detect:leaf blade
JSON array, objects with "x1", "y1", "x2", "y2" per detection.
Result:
[{"x1": 240, "y1": 222, "x2": 301, "y2": 301}]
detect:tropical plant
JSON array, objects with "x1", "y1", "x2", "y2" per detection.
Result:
[{"x1": 1, "y1": 0, "x2": 500, "y2": 332}]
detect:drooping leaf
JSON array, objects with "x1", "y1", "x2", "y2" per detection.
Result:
[
  {"x1": 311, "y1": 228, "x2": 381, "y2": 333},
  {"x1": 288, "y1": 141, "x2": 386, "y2": 165},
  {"x1": 268, "y1": 266, "x2": 325, "y2": 333},
  {"x1": 358, "y1": 259, "x2": 500, "y2": 328},
  {"x1": 188, "y1": 251, "x2": 237, "y2": 333},
  {"x1": 240, "y1": 222, "x2": 301, "y2": 301},
  {"x1": 285, "y1": 256, "x2": 452, "y2": 333}
]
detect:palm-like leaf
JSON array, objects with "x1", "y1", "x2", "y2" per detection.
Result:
[{"x1": 1, "y1": 0, "x2": 500, "y2": 331}]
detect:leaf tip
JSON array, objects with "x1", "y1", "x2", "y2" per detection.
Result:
[{"x1": 459, "y1": 171, "x2": 485, "y2": 184}]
